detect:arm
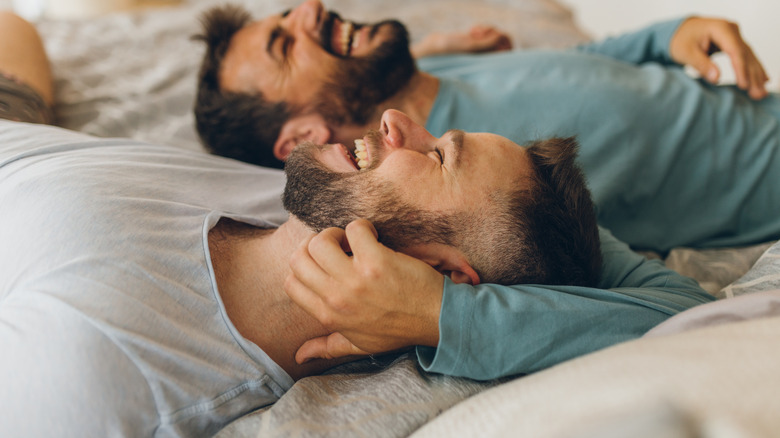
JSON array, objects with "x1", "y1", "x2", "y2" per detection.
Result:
[
  {"x1": 0, "y1": 11, "x2": 53, "y2": 106},
  {"x1": 286, "y1": 222, "x2": 712, "y2": 379},
  {"x1": 577, "y1": 16, "x2": 768, "y2": 99},
  {"x1": 574, "y1": 17, "x2": 684, "y2": 66},
  {"x1": 411, "y1": 25, "x2": 512, "y2": 58},
  {"x1": 418, "y1": 227, "x2": 713, "y2": 380}
]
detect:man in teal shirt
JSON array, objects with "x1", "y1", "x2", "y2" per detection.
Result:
[
  {"x1": 195, "y1": 4, "x2": 777, "y2": 253},
  {"x1": 282, "y1": 110, "x2": 712, "y2": 380}
]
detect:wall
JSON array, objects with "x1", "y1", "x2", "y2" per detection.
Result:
[{"x1": 560, "y1": 0, "x2": 780, "y2": 90}]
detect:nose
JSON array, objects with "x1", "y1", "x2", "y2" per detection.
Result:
[
  {"x1": 380, "y1": 109, "x2": 437, "y2": 153},
  {"x1": 284, "y1": 0, "x2": 323, "y2": 35}
]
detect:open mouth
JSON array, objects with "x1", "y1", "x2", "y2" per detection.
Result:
[
  {"x1": 325, "y1": 15, "x2": 360, "y2": 57},
  {"x1": 317, "y1": 137, "x2": 371, "y2": 173},
  {"x1": 352, "y1": 139, "x2": 369, "y2": 169}
]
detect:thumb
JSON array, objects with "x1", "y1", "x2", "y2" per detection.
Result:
[
  {"x1": 295, "y1": 333, "x2": 370, "y2": 364},
  {"x1": 685, "y1": 48, "x2": 720, "y2": 83}
]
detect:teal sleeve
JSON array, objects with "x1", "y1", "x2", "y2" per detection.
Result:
[
  {"x1": 574, "y1": 17, "x2": 687, "y2": 65},
  {"x1": 416, "y1": 227, "x2": 713, "y2": 380}
]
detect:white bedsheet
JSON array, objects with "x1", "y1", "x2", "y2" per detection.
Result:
[{"x1": 413, "y1": 310, "x2": 780, "y2": 438}]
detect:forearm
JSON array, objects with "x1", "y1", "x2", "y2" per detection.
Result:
[
  {"x1": 575, "y1": 17, "x2": 686, "y2": 66},
  {"x1": 417, "y1": 228, "x2": 713, "y2": 380}
]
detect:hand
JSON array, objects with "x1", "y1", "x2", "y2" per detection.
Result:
[
  {"x1": 411, "y1": 25, "x2": 513, "y2": 58},
  {"x1": 670, "y1": 17, "x2": 769, "y2": 100},
  {"x1": 285, "y1": 219, "x2": 444, "y2": 364}
]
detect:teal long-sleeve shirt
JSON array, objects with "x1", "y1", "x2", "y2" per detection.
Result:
[
  {"x1": 419, "y1": 18, "x2": 780, "y2": 253},
  {"x1": 417, "y1": 227, "x2": 713, "y2": 380}
]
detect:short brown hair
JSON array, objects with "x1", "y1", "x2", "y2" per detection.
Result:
[
  {"x1": 192, "y1": 5, "x2": 287, "y2": 169},
  {"x1": 283, "y1": 137, "x2": 602, "y2": 287},
  {"x1": 466, "y1": 137, "x2": 602, "y2": 286}
]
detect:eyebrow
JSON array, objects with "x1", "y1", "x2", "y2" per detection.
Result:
[{"x1": 447, "y1": 129, "x2": 465, "y2": 168}]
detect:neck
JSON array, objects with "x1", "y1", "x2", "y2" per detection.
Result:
[
  {"x1": 208, "y1": 217, "x2": 352, "y2": 380},
  {"x1": 332, "y1": 71, "x2": 440, "y2": 143},
  {"x1": 384, "y1": 71, "x2": 440, "y2": 126}
]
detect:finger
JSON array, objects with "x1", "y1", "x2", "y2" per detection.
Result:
[
  {"x1": 494, "y1": 34, "x2": 512, "y2": 51},
  {"x1": 306, "y1": 227, "x2": 355, "y2": 275},
  {"x1": 284, "y1": 272, "x2": 327, "y2": 319},
  {"x1": 723, "y1": 46, "x2": 750, "y2": 90},
  {"x1": 348, "y1": 218, "x2": 379, "y2": 239},
  {"x1": 469, "y1": 25, "x2": 493, "y2": 37},
  {"x1": 289, "y1": 234, "x2": 334, "y2": 291},
  {"x1": 683, "y1": 43, "x2": 721, "y2": 83},
  {"x1": 295, "y1": 333, "x2": 369, "y2": 364},
  {"x1": 711, "y1": 25, "x2": 751, "y2": 89},
  {"x1": 344, "y1": 219, "x2": 387, "y2": 263},
  {"x1": 746, "y1": 49, "x2": 769, "y2": 99}
]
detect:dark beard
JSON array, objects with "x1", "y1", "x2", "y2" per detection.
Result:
[
  {"x1": 282, "y1": 142, "x2": 458, "y2": 251},
  {"x1": 282, "y1": 141, "x2": 379, "y2": 231},
  {"x1": 314, "y1": 20, "x2": 416, "y2": 126}
]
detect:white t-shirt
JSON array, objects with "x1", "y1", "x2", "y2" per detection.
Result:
[{"x1": 0, "y1": 121, "x2": 293, "y2": 437}]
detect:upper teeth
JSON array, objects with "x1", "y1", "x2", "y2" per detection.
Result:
[
  {"x1": 354, "y1": 139, "x2": 368, "y2": 170},
  {"x1": 341, "y1": 21, "x2": 354, "y2": 56}
]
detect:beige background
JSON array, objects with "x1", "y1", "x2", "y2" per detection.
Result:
[{"x1": 561, "y1": 0, "x2": 780, "y2": 91}]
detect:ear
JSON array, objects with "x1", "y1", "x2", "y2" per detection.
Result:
[
  {"x1": 273, "y1": 113, "x2": 331, "y2": 161},
  {"x1": 405, "y1": 244, "x2": 481, "y2": 286}
]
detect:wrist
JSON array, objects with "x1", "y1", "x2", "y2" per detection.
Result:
[{"x1": 412, "y1": 273, "x2": 444, "y2": 347}]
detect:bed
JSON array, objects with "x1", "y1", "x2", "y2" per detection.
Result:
[{"x1": 29, "y1": 0, "x2": 780, "y2": 436}]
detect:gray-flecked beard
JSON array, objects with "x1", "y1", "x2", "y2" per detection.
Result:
[{"x1": 282, "y1": 141, "x2": 458, "y2": 251}]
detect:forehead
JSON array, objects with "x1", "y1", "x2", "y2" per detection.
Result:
[{"x1": 219, "y1": 16, "x2": 282, "y2": 95}]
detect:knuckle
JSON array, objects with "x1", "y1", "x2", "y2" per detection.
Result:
[
  {"x1": 722, "y1": 20, "x2": 739, "y2": 32},
  {"x1": 358, "y1": 262, "x2": 383, "y2": 282},
  {"x1": 323, "y1": 293, "x2": 347, "y2": 312},
  {"x1": 317, "y1": 311, "x2": 335, "y2": 328}
]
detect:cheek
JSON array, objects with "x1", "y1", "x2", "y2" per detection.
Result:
[
  {"x1": 376, "y1": 153, "x2": 432, "y2": 183},
  {"x1": 373, "y1": 157, "x2": 437, "y2": 203}
]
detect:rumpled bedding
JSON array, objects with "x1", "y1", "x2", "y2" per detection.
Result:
[{"x1": 30, "y1": 1, "x2": 779, "y2": 436}]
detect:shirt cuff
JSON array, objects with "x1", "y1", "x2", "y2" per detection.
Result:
[
  {"x1": 416, "y1": 277, "x2": 475, "y2": 375},
  {"x1": 654, "y1": 16, "x2": 689, "y2": 64}
]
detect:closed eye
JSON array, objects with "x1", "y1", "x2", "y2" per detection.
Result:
[
  {"x1": 282, "y1": 35, "x2": 293, "y2": 59},
  {"x1": 435, "y1": 148, "x2": 444, "y2": 165}
]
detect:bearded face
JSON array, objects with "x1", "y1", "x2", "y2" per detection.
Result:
[
  {"x1": 282, "y1": 141, "x2": 459, "y2": 252},
  {"x1": 313, "y1": 17, "x2": 416, "y2": 125}
]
